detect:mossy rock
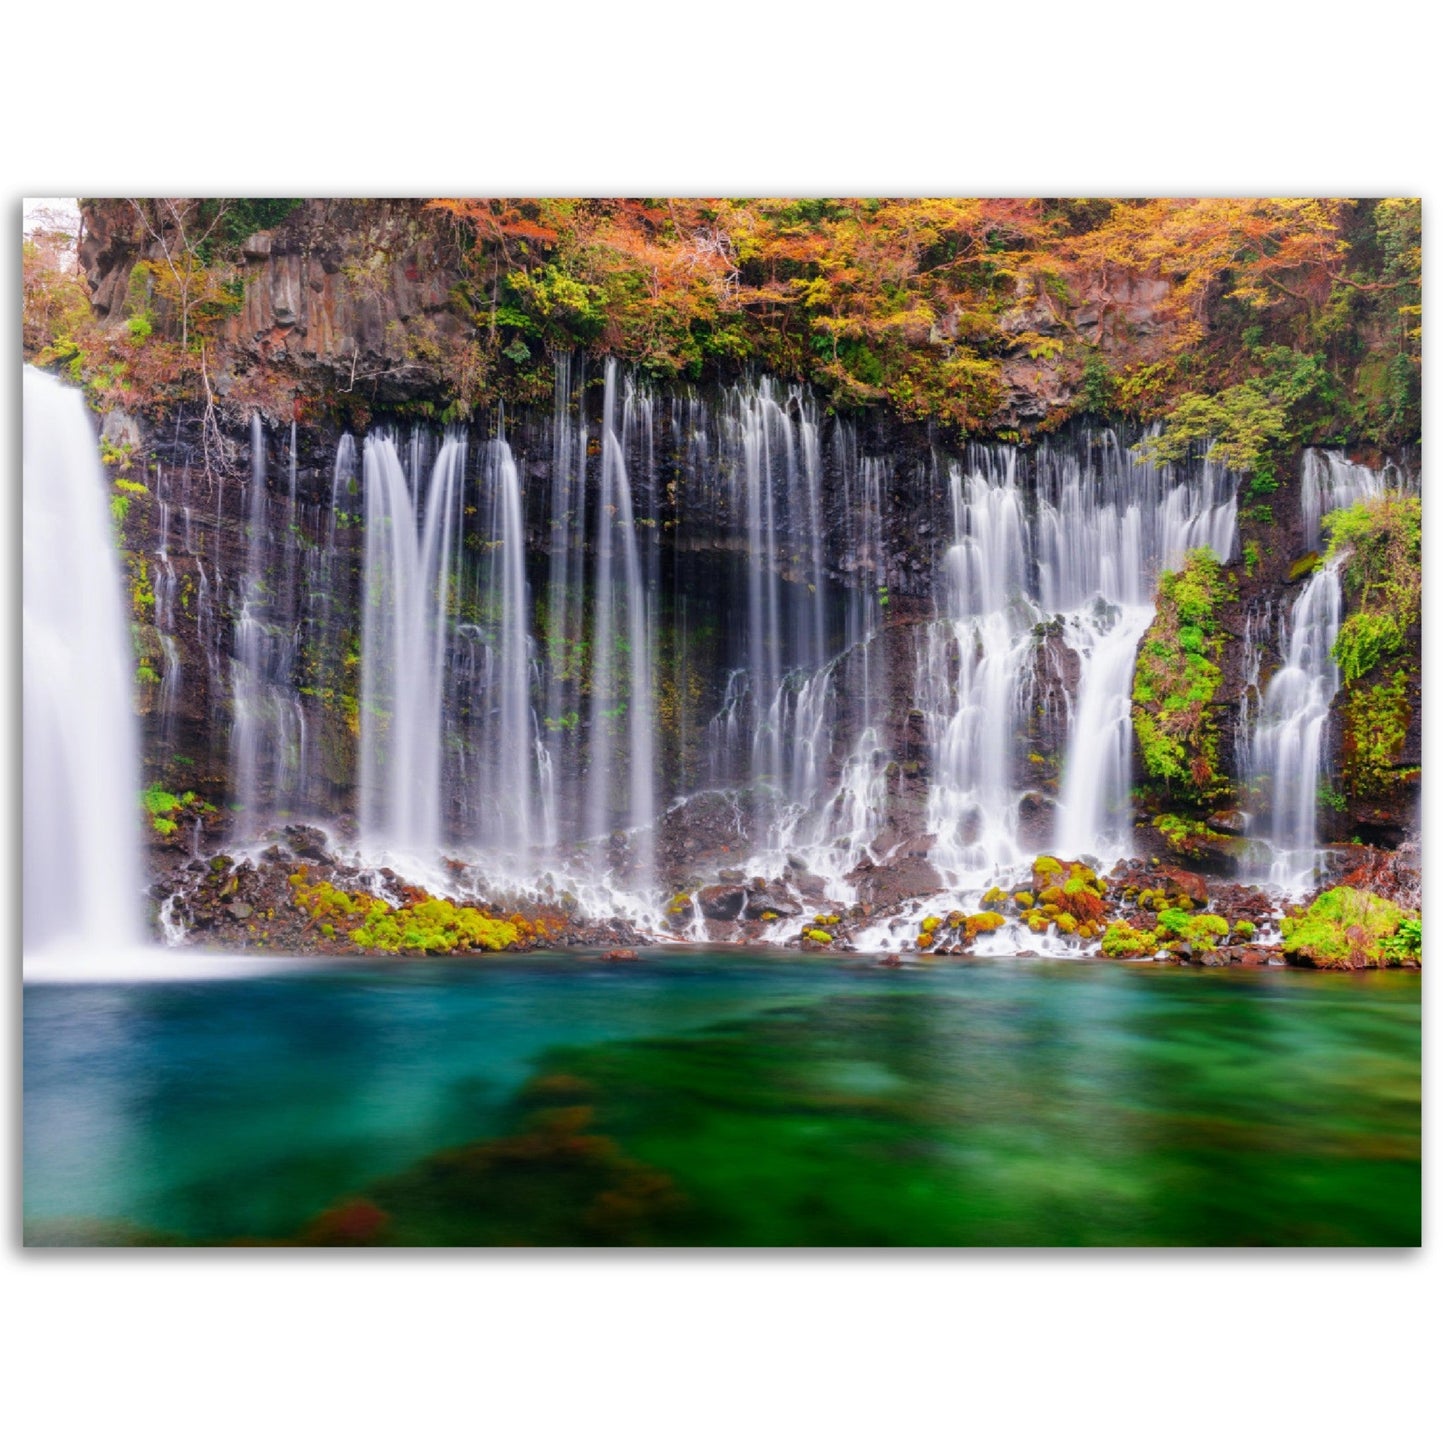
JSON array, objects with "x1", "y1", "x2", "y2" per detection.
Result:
[
  {"x1": 1030, "y1": 856, "x2": 1064, "y2": 892},
  {"x1": 1100, "y1": 921, "x2": 1159, "y2": 959},
  {"x1": 1132, "y1": 549, "x2": 1231, "y2": 808},
  {"x1": 1281, "y1": 888, "x2": 1418, "y2": 970},
  {"x1": 963, "y1": 911, "x2": 1006, "y2": 942}
]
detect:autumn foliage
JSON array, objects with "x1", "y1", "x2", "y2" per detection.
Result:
[
  {"x1": 427, "y1": 196, "x2": 1419, "y2": 453},
  {"x1": 26, "y1": 197, "x2": 1421, "y2": 455}
]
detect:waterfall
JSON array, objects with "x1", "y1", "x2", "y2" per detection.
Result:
[
  {"x1": 358, "y1": 432, "x2": 464, "y2": 852},
  {"x1": 152, "y1": 460, "x2": 183, "y2": 756},
  {"x1": 696, "y1": 390, "x2": 888, "y2": 896},
  {"x1": 23, "y1": 367, "x2": 143, "y2": 954},
  {"x1": 302, "y1": 433, "x2": 358, "y2": 813},
  {"x1": 586, "y1": 362, "x2": 656, "y2": 884},
  {"x1": 921, "y1": 455, "x2": 1038, "y2": 878},
  {"x1": 917, "y1": 431, "x2": 1239, "y2": 881},
  {"x1": 543, "y1": 354, "x2": 586, "y2": 827},
  {"x1": 92, "y1": 356, "x2": 1278, "y2": 939},
  {"x1": 472, "y1": 427, "x2": 548, "y2": 855},
  {"x1": 1300, "y1": 448, "x2": 1391, "y2": 551},
  {"x1": 1245, "y1": 561, "x2": 1343, "y2": 889},
  {"x1": 229, "y1": 413, "x2": 307, "y2": 829},
  {"x1": 1048, "y1": 435, "x2": 1236, "y2": 858}
]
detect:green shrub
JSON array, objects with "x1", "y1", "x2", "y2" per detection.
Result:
[{"x1": 1281, "y1": 887, "x2": 1413, "y2": 969}]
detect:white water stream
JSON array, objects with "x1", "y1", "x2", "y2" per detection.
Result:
[{"x1": 23, "y1": 367, "x2": 144, "y2": 962}]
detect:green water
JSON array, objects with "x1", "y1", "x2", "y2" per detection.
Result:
[{"x1": 23, "y1": 954, "x2": 1420, "y2": 1246}]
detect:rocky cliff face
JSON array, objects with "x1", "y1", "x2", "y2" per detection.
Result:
[
  {"x1": 80, "y1": 200, "x2": 473, "y2": 421},
  {"x1": 74, "y1": 201, "x2": 1420, "y2": 914},
  {"x1": 77, "y1": 199, "x2": 1186, "y2": 436}
]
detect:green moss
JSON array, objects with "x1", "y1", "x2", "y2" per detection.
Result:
[
  {"x1": 1342, "y1": 670, "x2": 1412, "y2": 797},
  {"x1": 1282, "y1": 887, "x2": 1416, "y2": 970},
  {"x1": 1013, "y1": 891, "x2": 1034, "y2": 908},
  {"x1": 1100, "y1": 922, "x2": 1158, "y2": 959},
  {"x1": 1132, "y1": 549, "x2": 1231, "y2": 807},
  {"x1": 293, "y1": 872, "x2": 524, "y2": 955},
  {"x1": 351, "y1": 898, "x2": 520, "y2": 955},
  {"x1": 1153, "y1": 812, "x2": 1233, "y2": 859},
  {"x1": 1334, "y1": 612, "x2": 1406, "y2": 686},
  {"x1": 1155, "y1": 912, "x2": 1228, "y2": 947},
  {"x1": 805, "y1": 929, "x2": 832, "y2": 944},
  {"x1": 142, "y1": 784, "x2": 181, "y2": 816},
  {"x1": 1233, "y1": 920, "x2": 1256, "y2": 940}
]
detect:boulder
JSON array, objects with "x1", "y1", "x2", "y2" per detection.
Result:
[
  {"x1": 284, "y1": 824, "x2": 335, "y2": 865},
  {"x1": 1158, "y1": 866, "x2": 1209, "y2": 908},
  {"x1": 697, "y1": 883, "x2": 746, "y2": 921},
  {"x1": 743, "y1": 892, "x2": 801, "y2": 921},
  {"x1": 847, "y1": 854, "x2": 942, "y2": 910}
]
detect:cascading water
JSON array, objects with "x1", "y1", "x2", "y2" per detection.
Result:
[
  {"x1": 229, "y1": 413, "x2": 307, "y2": 830},
  {"x1": 586, "y1": 362, "x2": 656, "y2": 886},
  {"x1": 1046, "y1": 434, "x2": 1237, "y2": 859},
  {"x1": 23, "y1": 367, "x2": 143, "y2": 956},
  {"x1": 916, "y1": 432, "x2": 1239, "y2": 893},
  {"x1": 470, "y1": 425, "x2": 550, "y2": 857},
  {"x1": 100, "y1": 353, "x2": 1278, "y2": 950},
  {"x1": 1244, "y1": 560, "x2": 1343, "y2": 889},
  {"x1": 1300, "y1": 448, "x2": 1391, "y2": 551},
  {"x1": 920, "y1": 454, "x2": 1038, "y2": 880},
  {"x1": 1238, "y1": 449, "x2": 1413, "y2": 891},
  {"x1": 358, "y1": 431, "x2": 464, "y2": 854}
]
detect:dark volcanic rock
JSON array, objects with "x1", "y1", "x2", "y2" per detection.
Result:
[
  {"x1": 1320, "y1": 836, "x2": 1422, "y2": 913},
  {"x1": 743, "y1": 891, "x2": 800, "y2": 920},
  {"x1": 847, "y1": 853, "x2": 942, "y2": 910},
  {"x1": 283, "y1": 824, "x2": 335, "y2": 865},
  {"x1": 697, "y1": 884, "x2": 747, "y2": 921},
  {"x1": 1157, "y1": 866, "x2": 1210, "y2": 908}
]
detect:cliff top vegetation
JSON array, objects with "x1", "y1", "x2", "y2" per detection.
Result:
[{"x1": 25, "y1": 197, "x2": 1420, "y2": 479}]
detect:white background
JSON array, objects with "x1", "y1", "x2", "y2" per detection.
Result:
[{"x1": 4, "y1": 4, "x2": 1437, "y2": 1441}]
